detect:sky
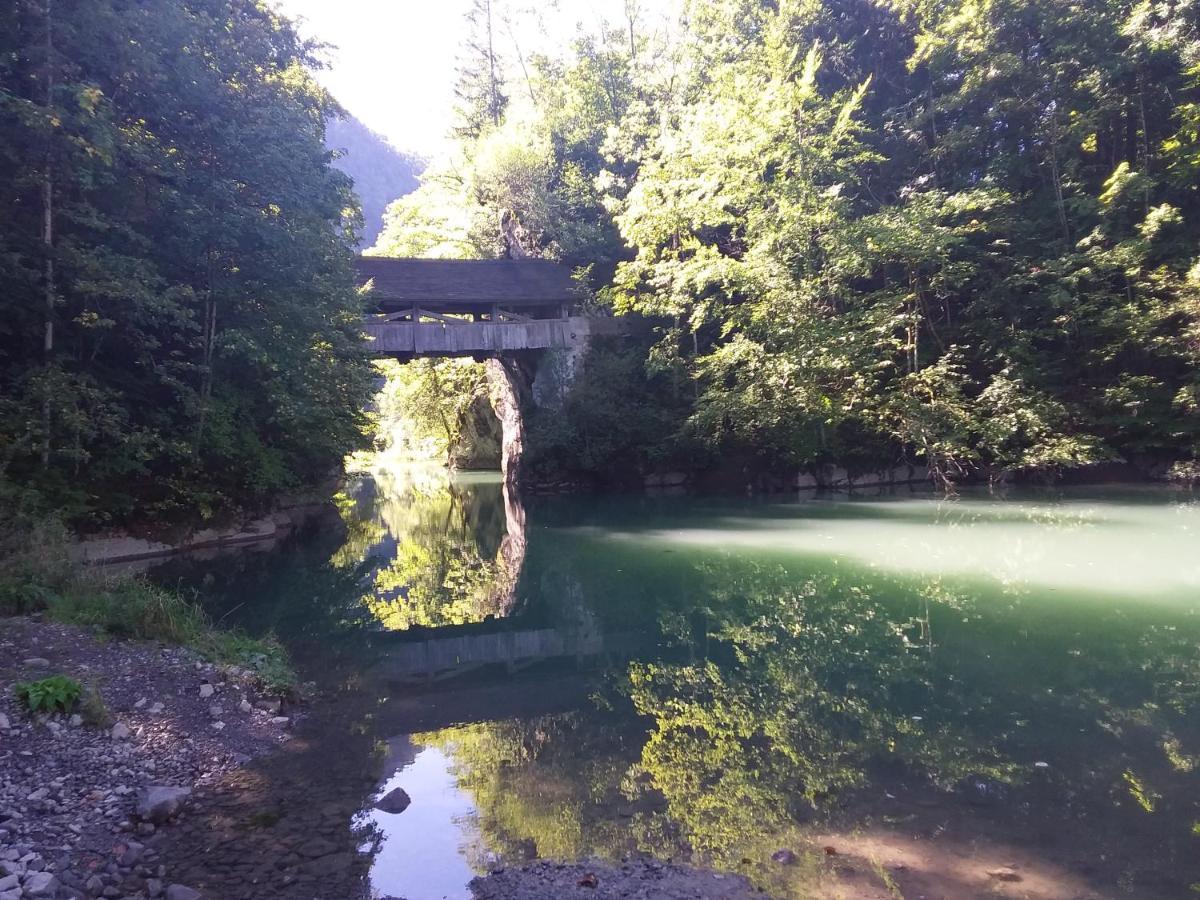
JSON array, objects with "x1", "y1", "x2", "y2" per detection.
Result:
[{"x1": 271, "y1": 0, "x2": 673, "y2": 160}]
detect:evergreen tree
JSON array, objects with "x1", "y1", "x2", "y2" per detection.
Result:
[{"x1": 453, "y1": 0, "x2": 508, "y2": 140}]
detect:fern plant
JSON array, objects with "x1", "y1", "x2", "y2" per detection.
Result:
[{"x1": 14, "y1": 674, "x2": 82, "y2": 714}]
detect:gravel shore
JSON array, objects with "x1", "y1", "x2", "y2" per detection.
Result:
[{"x1": 0, "y1": 617, "x2": 297, "y2": 900}]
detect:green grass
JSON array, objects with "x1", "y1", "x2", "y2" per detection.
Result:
[{"x1": 1, "y1": 516, "x2": 296, "y2": 694}]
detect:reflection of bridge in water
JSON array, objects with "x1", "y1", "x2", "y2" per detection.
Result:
[{"x1": 375, "y1": 622, "x2": 652, "y2": 685}]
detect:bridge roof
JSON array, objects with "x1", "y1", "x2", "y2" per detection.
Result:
[{"x1": 356, "y1": 257, "x2": 577, "y2": 309}]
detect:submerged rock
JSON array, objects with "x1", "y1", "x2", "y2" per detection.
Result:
[{"x1": 375, "y1": 787, "x2": 411, "y2": 815}]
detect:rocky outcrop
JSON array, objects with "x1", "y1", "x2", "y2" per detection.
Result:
[{"x1": 485, "y1": 356, "x2": 535, "y2": 490}]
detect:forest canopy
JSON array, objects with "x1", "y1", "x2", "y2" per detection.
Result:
[
  {"x1": 0, "y1": 0, "x2": 373, "y2": 524},
  {"x1": 384, "y1": 0, "x2": 1200, "y2": 488}
]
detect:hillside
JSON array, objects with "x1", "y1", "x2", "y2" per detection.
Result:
[{"x1": 327, "y1": 114, "x2": 423, "y2": 249}]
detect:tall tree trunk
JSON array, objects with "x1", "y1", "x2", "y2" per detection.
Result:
[
  {"x1": 195, "y1": 250, "x2": 217, "y2": 449},
  {"x1": 40, "y1": 0, "x2": 55, "y2": 468},
  {"x1": 486, "y1": 0, "x2": 500, "y2": 127}
]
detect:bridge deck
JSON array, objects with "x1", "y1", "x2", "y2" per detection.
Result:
[{"x1": 365, "y1": 315, "x2": 615, "y2": 357}]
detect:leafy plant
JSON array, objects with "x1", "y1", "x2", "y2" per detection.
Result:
[{"x1": 14, "y1": 674, "x2": 82, "y2": 714}]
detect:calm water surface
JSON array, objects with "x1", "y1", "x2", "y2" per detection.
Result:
[{"x1": 160, "y1": 469, "x2": 1200, "y2": 899}]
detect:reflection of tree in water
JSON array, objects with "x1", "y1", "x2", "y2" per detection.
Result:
[
  {"x1": 624, "y1": 558, "x2": 1200, "y2": 895},
  {"x1": 413, "y1": 543, "x2": 1200, "y2": 897},
  {"x1": 416, "y1": 712, "x2": 661, "y2": 870},
  {"x1": 330, "y1": 467, "x2": 526, "y2": 630}
]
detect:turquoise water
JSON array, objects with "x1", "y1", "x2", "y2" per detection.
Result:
[{"x1": 160, "y1": 472, "x2": 1200, "y2": 899}]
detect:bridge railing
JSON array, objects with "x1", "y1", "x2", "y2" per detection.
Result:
[{"x1": 364, "y1": 315, "x2": 618, "y2": 357}]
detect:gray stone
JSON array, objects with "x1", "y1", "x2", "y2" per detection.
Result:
[
  {"x1": 165, "y1": 885, "x2": 202, "y2": 900},
  {"x1": 110, "y1": 722, "x2": 131, "y2": 741},
  {"x1": 22, "y1": 658, "x2": 50, "y2": 668},
  {"x1": 136, "y1": 786, "x2": 191, "y2": 824},
  {"x1": 207, "y1": 705, "x2": 223, "y2": 719},
  {"x1": 0, "y1": 875, "x2": 15, "y2": 892},
  {"x1": 771, "y1": 849, "x2": 796, "y2": 865},
  {"x1": 198, "y1": 684, "x2": 214, "y2": 700},
  {"x1": 147, "y1": 879, "x2": 164, "y2": 898},
  {"x1": 0, "y1": 890, "x2": 19, "y2": 900},
  {"x1": 270, "y1": 716, "x2": 289, "y2": 726},
  {"x1": 375, "y1": 787, "x2": 411, "y2": 815},
  {"x1": 0, "y1": 713, "x2": 9, "y2": 730},
  {"x1": 68, "y1": 714, "x2": 83, "y2": 727},
  {"x1": 21, "y1": 872, "x2": 58, "y2": 897},
  {"x1": 117, "y1": 840, "x2": 144, "y2": 867},
  {"x1": 85, "y1": 874, "x2": 105, "y2": 895}
]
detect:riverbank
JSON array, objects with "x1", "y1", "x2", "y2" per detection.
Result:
[
  {"x1": 469, "y1": 860, "x2": 758, "y2": 899},
  {"x1": 0, "y1": 616, "x2": 299, "y2": 900}
]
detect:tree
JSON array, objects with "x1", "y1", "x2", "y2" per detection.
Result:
[
  {"x1": 0, "y1": 0, "x2": 373, "y2": 524},
  {"x1": 454, "y1": 0, "x2": 509, "y2": 141}
]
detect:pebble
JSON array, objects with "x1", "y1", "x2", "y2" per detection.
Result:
[
  {"x1": 22, "y1": 658, "x2": 51, "y2": 668},
  {"x1": 0, "y1": 617, "x2": 285, "y2": 900},
  {"x1": 198, "y1": 684, "x2": 215, "y2": 700},
  {"x1": 21, "y1": 871, "x2": 59, "y2": 896}
]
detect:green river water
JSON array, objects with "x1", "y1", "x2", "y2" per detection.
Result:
[{"x1": 156, "y1": 469, "x2": 1200, "y2": 899}]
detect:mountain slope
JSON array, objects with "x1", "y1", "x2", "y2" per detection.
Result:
[{"x1": 327, "y1": 114, "x2": 423, "y2": 249}]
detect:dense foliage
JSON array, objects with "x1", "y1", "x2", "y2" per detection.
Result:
[
  {"x1": 388, "y1": 0, "x2": 1200, "y2": 486},
  {"x1": 0, "y1": 0, "x2": 373, "y2": 525},
  {"x1": 367, "y1": 358, "x2": 500, "y2": 469}
]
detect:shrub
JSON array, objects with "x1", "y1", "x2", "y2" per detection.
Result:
[{"x1": 14, "y1": 674, "x2": 82, "y2": 714}]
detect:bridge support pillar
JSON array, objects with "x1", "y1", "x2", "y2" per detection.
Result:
[{"x1": 485, "y1": 354, "x2": 535, "y2": 490}]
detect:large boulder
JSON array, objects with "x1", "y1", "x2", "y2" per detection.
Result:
[{"x1": 136, "y1": 786, "x2": 192, "y2": 824}]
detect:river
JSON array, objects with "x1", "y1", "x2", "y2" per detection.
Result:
[{"x1": 152, "y1": 468, "x2": 1200, "y2": 899}]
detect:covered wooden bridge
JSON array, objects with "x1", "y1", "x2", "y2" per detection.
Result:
[{"x1": 356, "y1": 257, "x2": 613, "y2": 358}]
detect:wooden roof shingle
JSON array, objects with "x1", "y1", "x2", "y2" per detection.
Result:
[{"x1": 356, "y1": 257, "x2": 577, "y2": 309}]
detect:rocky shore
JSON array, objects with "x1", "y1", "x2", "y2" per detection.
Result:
[
  {"x1": 469, "y1": 859, "x2": 759, "y2": 899},
  {"x1": 0, "y1": 617, "x2": 298, "y2": 900}
]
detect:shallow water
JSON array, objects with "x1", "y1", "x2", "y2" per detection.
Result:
[{"x1": 157, "y1": 470, "x2": 1200, "y2": 899}]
